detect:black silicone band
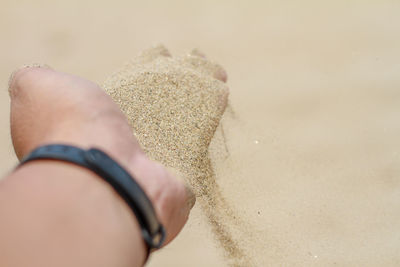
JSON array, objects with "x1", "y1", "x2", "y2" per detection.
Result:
[{"x1": 18, "y1": 144, "x2": 166, "y2": 258}]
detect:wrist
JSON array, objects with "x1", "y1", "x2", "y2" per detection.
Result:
[
  {"x1": 27, "y1": 132, "x2": 165, "y2": 214},
  {"x1": 5, "y1": 160, "x2": 147, "y2": 266},
  {"x1": 18, "y1": 135, "x2": 178, "y2": 245}
]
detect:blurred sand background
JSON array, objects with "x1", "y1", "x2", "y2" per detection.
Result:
[{"x1": 1, "y1": 0, "x2": 400, "y2": 266}]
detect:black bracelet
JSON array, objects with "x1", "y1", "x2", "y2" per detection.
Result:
[{"x1": 18, "y1": 144, "x2": 166, "y2": 261}]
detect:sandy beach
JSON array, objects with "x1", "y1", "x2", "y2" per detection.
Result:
[{"x1": 1, "y1": 1, "x2": 400, "y2": 266}]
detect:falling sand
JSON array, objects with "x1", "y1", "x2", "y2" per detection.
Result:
[{"x1": 103, "y1": 45, "x2": 253, "y2": 266}]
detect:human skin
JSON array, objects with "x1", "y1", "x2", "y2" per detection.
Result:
[{"x1": 0, "y1": 66, "x2": 194, "y2": 267}]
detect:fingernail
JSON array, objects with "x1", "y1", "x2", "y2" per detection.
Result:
[
  {"x1": 185, "y1": 183, "x2": 196, "y2": 210},
  {"x1": 153, "y1": 44, "x2": 172, "y2": 57},
  {"x1": 214, "y1": 66, "x2": 228, "y2": 83},
  {"x1": 8, "y1": 63, "x2": 52, "y2": 94},
  {"x1": 166, "y1": 167, "x2": 196, "y2": 210},
  {"x1": 189, "y1": 48, "x2": 206, "y2": 58}
]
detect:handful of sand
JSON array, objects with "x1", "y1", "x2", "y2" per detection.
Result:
[{"x1": 103, "y1": 45, "x2": 253, "y2": 266}]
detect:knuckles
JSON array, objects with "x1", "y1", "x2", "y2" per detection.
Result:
[{"x1": 8, "y1": 66, "x2": 53, "y2": 99}]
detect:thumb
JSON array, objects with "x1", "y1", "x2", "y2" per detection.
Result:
[{"x1": 8, "y1": 65, "x2": 55, "y2": 159}]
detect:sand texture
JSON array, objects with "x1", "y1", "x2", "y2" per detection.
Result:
[
  {"x1": 1, "y1": 1, "x2": 400, "y2": 266},
  {"x1": 103, "y1": 46, "x2": 253, "y2": 266}
]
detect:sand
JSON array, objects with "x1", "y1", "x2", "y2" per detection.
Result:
[
  {"x1": 1, "y1": 1, "x2": 400, "y2": 266},
  {"x1": 103, "y1": 46, "x2": 251, "y2": 266}
]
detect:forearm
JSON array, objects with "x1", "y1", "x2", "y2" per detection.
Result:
[{"x1": 0, "y1": 160, "x2": 146, "y2": 267}]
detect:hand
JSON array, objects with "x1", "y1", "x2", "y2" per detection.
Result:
[{"x1": 8, "y1": 65, "x2": 195, "y2": 246}]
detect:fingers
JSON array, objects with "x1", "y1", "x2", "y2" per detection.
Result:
[
  {"x1": 189, "y1": 48, "x2": 207, "y2": 58},
  {"x1": 185, "y1": 183, "x2": 196, "y2": 210},
  {"x1": 129, "y1": 44, "x2": 172, "y2": 66},
  {"x1": 179, "y1": 49, "x2": 228, "y2": 83},
  {"x1": 181, "y1": 49, "x2": 229, "y2": 114},
  {"x1": 122, "y1": 45, "x2": 228, "y2": 83}
]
